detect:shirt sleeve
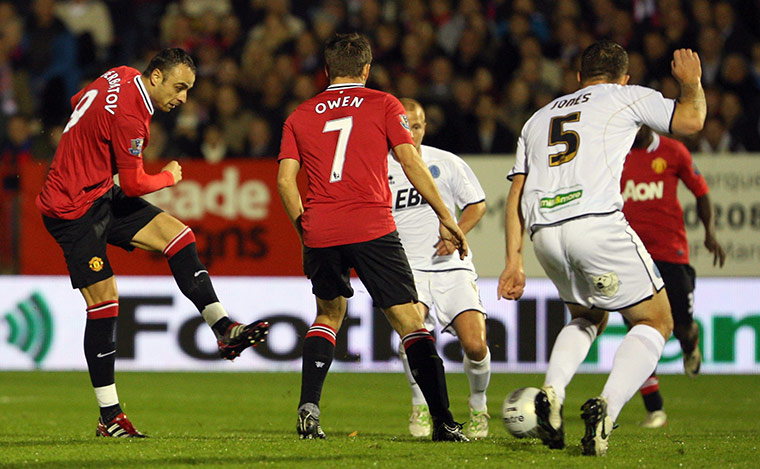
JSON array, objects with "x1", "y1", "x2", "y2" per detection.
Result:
[
  {"x1": 675, "y1": 140, "x2": 709, "y2": 198},
  {"x1": 278, "y1": 116, "x2": 301, "y2": 163},
  {"x1": 452, "y1": 157, "x2": 486, "y2": 209},
  {"x1": 384, "y1": 94, "x2": 415, "y2": 148},
  {"x1": 112, "y1": 113, "x2": 173, "y2": 196},
  {"x1": 625, "y1": 85, "x2": 677, "y2": 135},
  {"x1": 508, "y1": 131, "x2": 528, "y2": 180}
]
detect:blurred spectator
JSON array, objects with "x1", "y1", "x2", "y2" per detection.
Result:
[
  {"x1": 697, "y1": 26, "x2": 723, "y2": 86},
  {"x1": 470, "y1": 93, "x2": 515, "y2": 154},
  {"x1": 199, "y1": 124, "x2": 228, "y2": 163},
  {"x1": 21, "y1": 0, "x2": 79, "y2": 128},
  {"x1": 0, "y1": 114, "x2": 33, "y2": 272},
  {"x1": 214, "y1": 84, "x2": 253, "y2": 156},
  {"x1": 699, "y1": 117, "x2": 744, "y2": 153},
  {"x1": 714, "y1": 0, "x2": 755, "y2": 56},
  {"x1": 243, "y1": 114, "x2": 278, "y2": 158},
  {"x1": 55, "y1": 0, "x2": 114, "y2": 76}
]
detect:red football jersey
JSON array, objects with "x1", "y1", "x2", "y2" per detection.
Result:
[
  {"x1": 37, "y1": 66, "x2": 157, "y2": 219},
  {"x1": 621, "y1": 133, "x2": 709, "y2": 264},
  {"x1": 279, "y1": 83, "x2": 415, "y2": 247}
]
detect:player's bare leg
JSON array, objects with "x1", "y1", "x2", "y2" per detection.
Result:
[
  {"x1": 132, "y1": 213, "x2": 268, "y2": 359},
  {"x1": 385, "y1": 302, "x2": 468, "y2": 441},
  {"x1": 297, "y1": 296, "x2": 347, "y2": 439},
  {"x1": 583, "y1": 289, "x2": 672, "y2": 455},
  {"x1": 452, "y1": 311, "x2": 491, "y2": 439},
  {"x1": 81, "y1": 276, "x2": 145, "y2": 437}
]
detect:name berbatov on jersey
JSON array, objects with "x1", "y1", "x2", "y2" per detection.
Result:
[{"x1": 101, "y1": 70, "x2": 122, "y2": 115}]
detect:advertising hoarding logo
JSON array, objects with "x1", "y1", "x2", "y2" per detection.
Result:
[{"x1": 3, "y1": 292, "x2": 54, "y2": 366}]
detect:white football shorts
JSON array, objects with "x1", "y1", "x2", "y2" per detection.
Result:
[
  {"x1": 414, "y1": 269, "x2": 486, "y2": 335},
  {"x1": 532, "y1": 211, "x2": 664, "y2": 311}
]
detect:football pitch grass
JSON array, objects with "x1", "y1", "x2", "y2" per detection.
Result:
[{"x1": 0, "y1": 371, "x2": 757, "y2": 468}]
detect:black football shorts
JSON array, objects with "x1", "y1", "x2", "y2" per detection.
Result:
[
  {"x1": 303, "y1": 230, "x2": 418, "y2": 309},
  {"x1": 42, "y1": 185, "x2": 162, "y2": 289}
]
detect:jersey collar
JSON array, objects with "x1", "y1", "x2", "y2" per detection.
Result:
[
  {"x1": 134, "y1": 75, "x2": 154, "y2": 115},
  {"x1": 326, "y1": 83, "x2": 364, "y2": 91},
  {"x1": 646, "y1": 132, "x2": 660, "y2": 153}
]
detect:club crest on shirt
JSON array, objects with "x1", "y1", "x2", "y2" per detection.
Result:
[
  {"x1": 88, "y1": 256, "x2": 104, "y2": 272},
  {"x1": 651, "y1": 157, "x2": 667, "y2": 174},
  {"x1": 592, "y1": 272, "x2": 619, "y2": 297},
  {"x1": 429, "y1": 164, "x2": 440, "y2": 178},
  {"x1": 129, "y1": 138, "x2": 144, "y2": 156},
  {"x1": 400, "y1": 114, "x2": 410, "y2": 131}
]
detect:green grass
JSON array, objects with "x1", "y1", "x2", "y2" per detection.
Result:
[{"x1": 0, "y1": 371, "x2": 757, "y2": 468}]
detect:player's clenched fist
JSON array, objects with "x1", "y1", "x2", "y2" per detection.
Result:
[
  {"x1": 671, "y1": 49, "x2": 702, "y2": 85},
  {"x1": 162, "y1": 160, "x2": 183, "y2": 184}
]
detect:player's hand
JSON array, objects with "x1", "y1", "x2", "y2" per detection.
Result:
[
  {"x1": 705, "y1": 235, "x2": 726, "y2": 267},
  {"x1": 162, "y1": 160, "x2": 182, "y2": 185},
  {"x1": 439, "y1": 218, "x2": 468, "y2": 260},
  {"x1": 671, "y1": 49, "x2": 702, "y2": 85},
  {"x1": 433, "y1": 238, "x2": 457, "y2": 257},
  {"x1": 498, "y1": 263, "x2": 526, "y2": 300}
]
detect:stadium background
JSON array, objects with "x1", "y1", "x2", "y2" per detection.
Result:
[{"x1": 0, "y1": 0, "x2": 758, "y2": 374}]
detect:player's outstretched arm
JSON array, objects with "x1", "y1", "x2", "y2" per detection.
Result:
[
  {"x1": 696, "y1": 193, "x2": 726, "y2": 267},
  {"x1": 670, "y1": 49, "x2": 706, "y2": 136},
  {"x1": 498, "y1": 174, "x2": 526, "y2": 300},
  {"x1": 393, "y1": 142, "x2": 468, "y2": 259},
  {"x1": 118, "y1": 160, "x2": 179, "y2": 197},
  {"x1": 277, "y1": 158, "x2": 304, "y2": 242}
]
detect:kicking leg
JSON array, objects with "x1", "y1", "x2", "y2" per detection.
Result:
[{"x1": 131, "y1": 213, "x2": 268, "y2": 359}]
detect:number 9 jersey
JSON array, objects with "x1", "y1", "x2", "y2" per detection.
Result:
[
  {"x1": 508, "y1": 84, "x2": 676, "y2": 237},
  {"x1": 37, "y1": 66, "x2": 159, "y2": 220},
  {"x1": 278, "y1": 83, "x2": 414, "y2": 248}
]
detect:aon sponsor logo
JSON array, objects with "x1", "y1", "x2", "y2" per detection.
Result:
[{"x1": 622, "y1": 180, "x2": 664, "y2": 202}]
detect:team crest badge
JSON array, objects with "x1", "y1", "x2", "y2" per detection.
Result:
[
  {"x1": 400, "y1": 114, "x2": 410, "y2": 131},
  {"x1": 592, "y1": 272, "x2": 619, "y2": 297},
  {"x1": 88, "y1": 257, "x2": 104, "y2": 272},
  {"x1": 129, "y1": 138, "x2": 144, "y2": 156},
  {"x1": 651, "y1": 157, "x2": 667, "y2": 174},
  {"x1": 429, "y1": 165, "x2": 440, "y2": 178}
]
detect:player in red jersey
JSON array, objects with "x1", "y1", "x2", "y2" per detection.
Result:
[
  {"x1": 37, "y1": 48, "x2": 269, "y2": 438},
  {"x1": 621, "y1": 125, "x2": 726, "y2": 428},
  {"x1": 278, "y1": 33, "x2": 469, "y2": 441}
]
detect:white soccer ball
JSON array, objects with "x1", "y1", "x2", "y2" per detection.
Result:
[{"x1": 502, "y1": 386, "x2": 542, "y2": 438}]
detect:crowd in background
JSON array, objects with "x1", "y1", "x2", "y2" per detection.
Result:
[
  {"x1": 1, "y1": 0, "x2": 760, "y2": 270},
  {"x1": 1, "y1": 0, "x2": 760, "y2": 166}
]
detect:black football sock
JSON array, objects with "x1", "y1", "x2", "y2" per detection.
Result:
[
  {"x1": 402, "y1": 330, "x2": 454, "y2": 426},
  {"x1": 640, "y1": 374, "x2": 664, "y2": 412},
  {"x1": 212, "y1": 317, "x2": 234, "y2": 338},
  {"x1": 84, "y1": 316, "x2": 117, "y2": 388},
  {"x1": 299, "y1": 324, "x2": 337, "y2": 412},
  {"x1": 101, "y1": 404, "x2": 123, "y2": 422},
  {"x1": 167, "y1": 243, "x2": 219, "y2": 312}
]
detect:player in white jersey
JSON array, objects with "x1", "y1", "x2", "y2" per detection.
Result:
[
  {"x1": 498, "y1": 40, "x2": 706, "y2": 456},
  {"x1": 389, "y1": 99, "x2": 489, "y2": 439}
]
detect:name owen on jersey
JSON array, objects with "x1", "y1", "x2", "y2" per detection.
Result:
[{"x1": 314, "y1": 95, "x2": 365, "y2": 114}]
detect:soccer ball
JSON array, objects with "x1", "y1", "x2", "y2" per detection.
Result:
[{"x1": 502, "y1": 387, "x2": 542, "y2": 438}]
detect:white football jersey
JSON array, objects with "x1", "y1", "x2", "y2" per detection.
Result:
[
  {"x1": 508, "y1": 84, "x2": 676, "y2": 235},
  {"x1": 388, "y1": 145, "x2": 485, "y2": 271}
]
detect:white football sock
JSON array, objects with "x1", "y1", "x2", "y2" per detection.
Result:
[
  {"x1": 94, "y1": 384, "x2": 119, "y2": 408},
  {"x1": 544, "y1": 317, "x2": 598, "y2": 403},
  {"x1": 201, "y1": 302, "x2": 227, "y2": 328},
  {"x1": 602, "y1": 324, "x2": 666, "y2": 422},
  {"x1": 464, "y1": 348, "x2": 491, "y2": 411},
  {"x1": 398, "y1": 342, "x2": 427, "y2": 406}
]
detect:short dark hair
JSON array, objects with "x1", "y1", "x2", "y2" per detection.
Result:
[
  {"x1": 324, "y1": 33, "x2": 372, "y2": 80},
  {"x1": 580, "y1": 40, "x2": 628, "y2": 83},
  {"x1": 143, "y1": 48, "x2": 196, "y2": 81}
]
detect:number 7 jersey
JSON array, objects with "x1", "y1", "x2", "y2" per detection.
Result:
[
  {"x1": 279, "y1": 83, "x2": 414, "y2": 248},
  {"x1": 508, "y1": 83, "x2": 676, "y2": 236}
]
